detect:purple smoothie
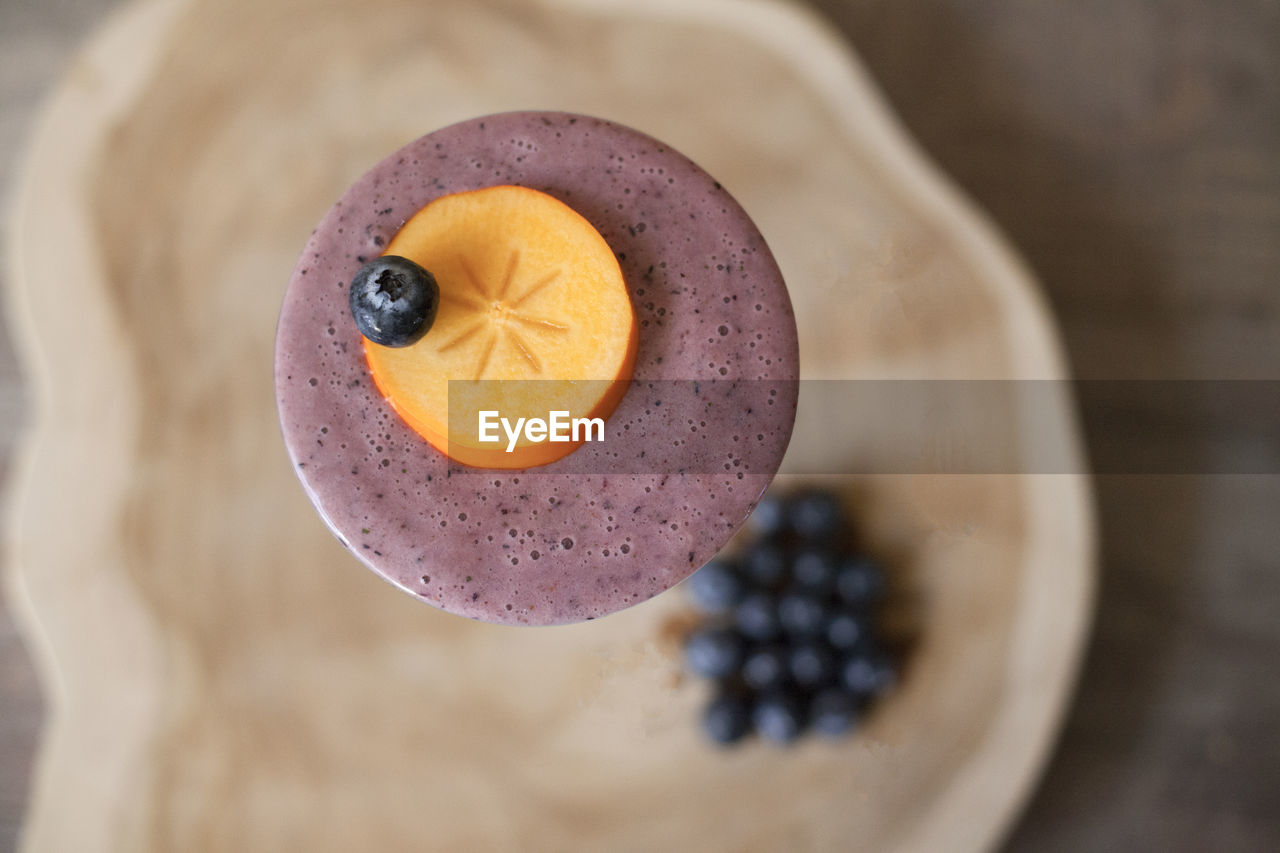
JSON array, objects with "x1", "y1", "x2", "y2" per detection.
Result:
[{"x1": 275, "y1": 112, "x2": 798, "y2": 625}]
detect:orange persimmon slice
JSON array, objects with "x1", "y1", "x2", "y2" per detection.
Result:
[{"x1": 364, "y1": 185, "x2": 636, "y2": 469}]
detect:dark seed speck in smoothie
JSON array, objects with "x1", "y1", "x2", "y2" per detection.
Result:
[{"x1": 274, "y1": 112, "x2": 798, "y2": 625}]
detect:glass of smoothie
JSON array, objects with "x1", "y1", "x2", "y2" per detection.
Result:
[{"x1": 275, "y1": 112, "x2": 798, "y2": 624}]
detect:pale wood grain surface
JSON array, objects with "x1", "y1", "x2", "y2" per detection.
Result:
[
  {"x1": 4, "y1": 0, "x2": 1092, "y2": 849},
  {"x1": 1, "y1": 6, "x2": 122, "y2": 850},
  {"x1": 1, "y1": 0, "x2": 1276, "y2": 851}
]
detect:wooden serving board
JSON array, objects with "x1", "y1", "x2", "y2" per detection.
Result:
[{"x1": 4, "y1": 0, "x2": 1095, "y2": 850}]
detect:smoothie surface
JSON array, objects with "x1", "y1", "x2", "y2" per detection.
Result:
[{"x1": 275, "y1": 112, "x2": 798, "y2": 625}]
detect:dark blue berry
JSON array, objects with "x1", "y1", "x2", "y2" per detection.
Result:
[
  {"x1": 703, "y1": 692, "x2": 751, "y2": 745},
  {"x1": 741, "y1": 644, "x2": 789, "y2": 691},
  {"x1": 741, "y1": 543, "x2": 788, "y2": 588},
  {"x1": 789, "y1": 489, "x2": 845, "y2": 542},
  {"x1": 835, "y1": 557, "x2": 885, "y2": 607},
  {"x1": 788, "y1": 642, "x2": 838, "y2": 687},
  {"x1": 825, "y1": 611, "x2": 865, "y2": 650},
  {"x1": 792, "y1": 548, "x2": 838, "y2": 594},
  {"x1": 810, "y1": 688, "x2": 859, "y2": 737},
  {"x1": 686, "y1": 559, "x2": 744, "y2": 614},
  {"x1": 683, "y1": 626, "x2": 744, "y2": 679},
  {"x1": 777, "y1": 589, "x2": 828, "y2": 637},
  {"x1": 752, "y1": 691, "x2": 807, "y2": 744},
  {"x1": 348, "y1": 255, "x2": 439, "y2": 347},
  {"x1": 748, "y1": 493, "x2": 790, "y2": 538},
  {"x1": 734, "y1": 592, "x2": 782, "y2": 641},
  {"x1": 841, "y1": 648, "x2": 896, "y2": 698}
]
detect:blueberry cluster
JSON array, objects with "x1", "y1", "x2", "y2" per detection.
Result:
[{"x1": 683, "y1": 489, "x2": 896, "y2": 746}]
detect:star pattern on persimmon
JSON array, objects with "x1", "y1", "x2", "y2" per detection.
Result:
[{"x1": 435, "y1": 250, "x2": 568, "y2": 380}]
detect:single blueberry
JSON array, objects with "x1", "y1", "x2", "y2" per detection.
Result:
[
  {"x1": 841, "y1": 648, "x2": 897, "y2": 698},
  {"x1": 777, "y1": 588, "x2": 828, "y2": 638},
  {"x1": 788, "y1": 489, "x2": 845, "y2": 543},
  {"x1": 809, "y1": 687, "x2": 860, "y2": 737},
  {"x1": 741, "y1": 644, "x2": 789, "y2": 691},
  {"x1": 825, "y1": 610, "x2": 865, "y2": 650},
  {"x1": 741, "y1": 543, "x2": 788, "y2": 588},
  {"x1": 835, "y1": 557, "x2": 886, "y2": 607},
  {"x1": 752, "y1": 691, "x2": 807, "y2": 744},
  {"x1": 686, "y1": 559, "x2": 745, "y2": 614},
  {"x1": 748, "y1": 493, "x2": 790, "y2": 539},
  {"x1": 702, "y1": 692, "x2": 752, "y2": 745},
  {"x1": 792, "y1": 548, "x2": 838, "y2": 594},
  {"x1": 734, "y1": 591, "x2": 782, "y2": 641},
  {"x1": 348, "y1": 255, "x2": 439, "y2": 347},
  {"x1": 788, "y1": 641, "x2": 838, "y2": 687},
  {"x1": 683, "y1": 626, "x2": 745, "y2": 679}
]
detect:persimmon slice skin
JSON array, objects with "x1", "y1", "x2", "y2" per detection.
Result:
[{"x1": 363, "y1": 185, "x2": 637, "y2": 469}]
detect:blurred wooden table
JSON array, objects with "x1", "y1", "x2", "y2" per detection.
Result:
[{"x1": 2, "y1": 1, "x2": 1277, "y2": 850}]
